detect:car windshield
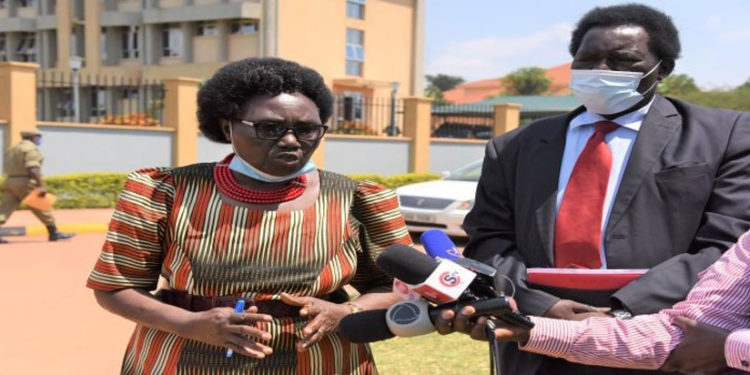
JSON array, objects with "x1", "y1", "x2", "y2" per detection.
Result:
[{"x1": 444, "y1": 160, "x2": 482, "y2": 181}]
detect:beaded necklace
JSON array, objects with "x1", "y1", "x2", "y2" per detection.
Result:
[{"x1": 213, "y1": 154, "x2": 307, "y2": 204}]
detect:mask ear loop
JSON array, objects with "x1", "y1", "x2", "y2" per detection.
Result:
[{"x1": 639, "y1": 60, "x2": 663, "y2": 96}]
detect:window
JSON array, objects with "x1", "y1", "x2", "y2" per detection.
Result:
[
  {"x1": 122, "y1": 26, "x2": 139, "y2": 59},
  {"x1": 18, "y1": 0, "x2": 35, "y2": 7},
  {"x1": 346, "y1": 0, "x2": 365, "y2": 19},
  {"x1": 196, "y1": 22, "x2": 217, "y2": 36},
  {"x1": 341, "y1": 91, "x2": 365, "y2": 121},
  {"x1": 100, "y1": 28, "x2": 107, "y2": 61},
  {"x1": 162, "y1": 24, "x2": 182, "y2": 57},
  {"x1": 16, "y1": 33, "x2": 36, "y2": 62},
  {"x1": 0, "y1": 35, "x2": 6, "y2": 62},
  {"x1": 90, "y1": 88, "x2": 107, "y2": 117},
  {"x1": 231, "y1": 20, "x2": 258, "y2": 35},
  {"x1": 345, "y1": 28, "x2": 364, "y2": 76}
]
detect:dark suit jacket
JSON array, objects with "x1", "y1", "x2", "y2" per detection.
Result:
[{"x1": 463, "y1": 96, "x2": 750, "y2": 375}]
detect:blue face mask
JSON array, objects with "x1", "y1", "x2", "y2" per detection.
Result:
[
  {"x1": 227, "y1": 125, "x2": 317, "y2": 183},
  {"x1": 33, "y1": 138, "x2": 41, "y2": 146}
]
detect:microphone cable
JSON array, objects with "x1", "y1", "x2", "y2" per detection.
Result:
[{"x1": 486, "y1": 319, "x2": 503, "y2": 375}]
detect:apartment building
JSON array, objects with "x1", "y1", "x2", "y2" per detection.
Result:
[{"x1": 0, "y1": 0, "x2": 423, "y2": 123}]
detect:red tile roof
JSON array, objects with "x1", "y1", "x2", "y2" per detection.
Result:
[{"x1": 442, "y1": 63, "x2": 572, "y2": 104}]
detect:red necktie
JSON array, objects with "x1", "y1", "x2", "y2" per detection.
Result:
[{"x1": 554, "y1": 121, "x2": 619, "y2": 268}]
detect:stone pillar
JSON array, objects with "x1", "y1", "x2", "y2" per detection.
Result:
[
  {"x1": 164, "y1": 77, "x2": 200, "y2": 166},
  {"x1": 492, "y1": 103, "x2": 521, "y2": 136},
  {"x1": 402, "y1": 97, "x2": 432, "y2": 173},
  {"x1": 0, "y1": 62, "x2": 40, "y2": 149},
  {"x1": 84, "y1": 0, "x2": 101, "y2": 69},
  {"x1": 56, "y1": 0, "x2": 71, "y2": 69},
  {"x1": 311, "y1": 137, "x2": 324, "y2": 168}
]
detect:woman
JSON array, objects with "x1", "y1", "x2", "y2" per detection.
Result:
[{"x1": 87, "y1": 58, "x2": 412, "y2": 374}]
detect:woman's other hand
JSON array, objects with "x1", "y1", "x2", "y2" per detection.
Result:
[
  {"x1": 280, "y1": 292, "x2": 351, "y2": 351},
  {"x1": 181, "y1": 305, "x2": 274, "y2": 359}
]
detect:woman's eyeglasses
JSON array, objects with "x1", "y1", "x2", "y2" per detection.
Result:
[{"x1": 235, "y1": 120, "x2": 328, "y2": 141}]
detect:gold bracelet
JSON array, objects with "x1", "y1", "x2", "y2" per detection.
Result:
[{"x1": 344, "y1": 302, "x2": 363, "y2": 314}]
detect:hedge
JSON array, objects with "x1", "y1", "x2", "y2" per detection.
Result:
[{"x1": 2, "y1": 171, "x2": 441, "y2": 209}]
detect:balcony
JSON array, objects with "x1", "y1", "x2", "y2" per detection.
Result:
[
  {"x1": 0, "y1": 17, "x2": 36, "y2": 32},
  {"x1": 143, "y1": 1, "x2": 260, "y2": 24}
]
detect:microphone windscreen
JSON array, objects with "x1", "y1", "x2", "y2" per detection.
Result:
[
  {"x1": 376, "y1": 245, "x2": 437, "y2": 285},
  {"x1": 337, "y1": 309, "x2": 395, "y2": 343},
  {"x1": 420, "y1": 230, "x2": 461, "y2": 261}
]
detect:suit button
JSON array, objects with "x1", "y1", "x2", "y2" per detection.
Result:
[{"x1": 741, "y1": 359, "x2": 749, "y2": 367}]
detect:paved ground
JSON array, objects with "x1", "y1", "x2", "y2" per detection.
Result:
[
  {"x1": 0, "y1": 232, "x2": 133, "y2": 374},
  {"x1": 0, "y1": 209, "x2": 465, "y2": 374}
]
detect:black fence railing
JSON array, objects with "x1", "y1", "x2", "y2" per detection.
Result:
[
  {"x1": 431, "y1": 102, "x2": 494, "y2": 139},
  {"x1": 328, "y1": 95, "x2": 404, "y2": 136},
  {"x1": 36, "y1": 71, "x2": 165, "y2": 127}
]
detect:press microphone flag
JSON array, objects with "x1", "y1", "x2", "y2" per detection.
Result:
[
  {"x1": 421, "y1": 229, "x2": 497, "y2": 278},
  {"x1": 377, "y1": 244, "x2": 476, "y2": 304}
]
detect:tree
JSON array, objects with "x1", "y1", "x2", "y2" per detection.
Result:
[
  {"x1": 424, "y1": 85, "x2": 447, "y2": 105},
  {"x1": 658, "y1": 74, "x2": 699, "y2": 96},
  {"x1": 425, "y1": 74, "x2": 465, "y2": 92},
  {"x1": 501, "y1": 67, "x2": 551, "y2": 95}
]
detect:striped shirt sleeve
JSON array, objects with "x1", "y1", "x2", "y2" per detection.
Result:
[
  {"x1": 349, "y1": 181, "x2": 413, "y2": 292},
  {"x1": 726, "y1": 329, "x2": 750, "y2": 371},
  {"x1": 87, "y1": 168, "x2": 174, "y2": 292},
  {"x1": 522, "y1": 229, "x2": 750, "y2": 370}
]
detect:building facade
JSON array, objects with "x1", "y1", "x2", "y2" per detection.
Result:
[{"x1": 0, "y1": 0, "x2": 424, "y2": 123}]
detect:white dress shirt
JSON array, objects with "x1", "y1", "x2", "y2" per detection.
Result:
[{"x1": 555, "y1": 100, "x2": 654, "y2": 268}]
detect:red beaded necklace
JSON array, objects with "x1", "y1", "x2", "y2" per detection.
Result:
[{"x1": 213, "y1": 154, "x2": 308, "y2": 204}]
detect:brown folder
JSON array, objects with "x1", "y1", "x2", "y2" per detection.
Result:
[{"x1": 21, "y1": 189, "x2": 57, "y2": 211}]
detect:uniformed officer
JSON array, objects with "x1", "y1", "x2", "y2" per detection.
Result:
[{"x1": 0, "y1": 130, "x2": 74, "y2": 243}]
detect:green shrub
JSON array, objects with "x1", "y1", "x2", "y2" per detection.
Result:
[
  {"x1": 350, "y1": 173, "x2": 442, "y2": 189},
  {"x1": 1, "y1": 171, "x2": 440, "y2": 210},
  {"x1": 44, "y1": 173, "x2": 129, "y2": 209}
]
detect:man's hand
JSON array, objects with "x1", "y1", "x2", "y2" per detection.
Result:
[
  {"x1": 543, "y1": 299, "x2": 610, "y2": 321},
  {"x1": 37, "y1": 187, "x2": 47, "y2": 197},
  {"x1": 433, "y1": 298, "x2": 531, "y2": 343},
  {"x1": 661, "y1": 316, "x2": 730, "y2": 374}
]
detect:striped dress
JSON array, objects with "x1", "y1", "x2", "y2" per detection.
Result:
[{"x1": 87, "y1": 163, "x2": 412, "y2": 374}]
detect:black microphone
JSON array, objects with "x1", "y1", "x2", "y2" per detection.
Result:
[
  {"x1": 338, "y1": 297, "x2": 533, "y2": 343},
  {"x1": 376, "y1": 244, "x2": 497, "y2": 301}
]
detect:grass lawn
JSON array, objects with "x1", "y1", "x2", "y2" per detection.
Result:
[{"x1": 370, "y1": 332, "x2": 489, "y2": 374}]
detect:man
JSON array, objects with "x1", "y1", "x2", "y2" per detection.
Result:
[
  {"x1": 451, "y1": 228, "x2": 750, "y2": 374},
  {"x1": 0, "y1": 130, "x2": 74, "y2": 243},
  {"x1": 443, "y1": 4, "x2": 750, "y2": 375}
]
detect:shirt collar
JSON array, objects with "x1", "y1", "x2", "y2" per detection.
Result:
[{"x1": 570, "y1": 97, "x2": 655, "y2": 132}]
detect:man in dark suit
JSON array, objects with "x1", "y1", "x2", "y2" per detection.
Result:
[{"x1": 435, "y1": 4, "x2": 750, "y2": 375}]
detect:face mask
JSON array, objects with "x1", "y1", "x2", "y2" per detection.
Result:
[
  {"x1": 570, "y1": 61, "x2": 661, "y2": 115},
  {"x1": 227, "y1": 124, "x2": 317, "y2": 183},
  {"x1": 33, "y1": 138, "x2": 41, "y2": 146}
]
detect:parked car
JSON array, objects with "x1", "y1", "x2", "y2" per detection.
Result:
[
  {"x1": 432, "y1": 123, "x2": 493, "y2": 139},
  {"x1": 396, "y1": 160, "x2": 482, "y2": 237}
]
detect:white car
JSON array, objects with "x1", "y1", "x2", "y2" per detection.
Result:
[{"x1": 396, "y1": 160, "x2": 481, "y2": 237}]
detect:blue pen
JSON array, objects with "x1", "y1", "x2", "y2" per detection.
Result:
[{"x1": 226, "y1": 299, "x2": 246, "y2": 358}]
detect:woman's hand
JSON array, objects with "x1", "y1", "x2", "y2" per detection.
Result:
[
  {"x1": 180, "y1": 305, "x2": 274, "y2": 359},
  {"x1": 280, "y1": 293, "x2": 351, "y2": 351}
]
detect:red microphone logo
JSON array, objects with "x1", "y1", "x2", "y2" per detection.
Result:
[{"x1": 439, "y1": 271, "x2": 461, "y2": 287}]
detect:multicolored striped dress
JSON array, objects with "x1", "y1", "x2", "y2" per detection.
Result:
[{"x1": 87, "y1": 163, "x2": 412, "y2": 374}]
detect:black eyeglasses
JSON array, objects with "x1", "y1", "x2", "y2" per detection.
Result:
[{"x1": 235, "y1": 120, "x2": 328, "y2": 141}]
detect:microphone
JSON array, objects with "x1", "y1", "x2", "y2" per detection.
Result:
[
  {"x1": 338, "y1": 297, "x2": 533, "y2": 343},
  {"x1": 421, "y1": 229, "x2": 497, "y2": 278},
  {"x1": 377, "y1": 244, "x2": 496, "y2": 302}
]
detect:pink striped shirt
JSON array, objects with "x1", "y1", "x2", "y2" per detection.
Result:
[{"x1": 522, "y1": 229, "x2": 750, "y2": 371}]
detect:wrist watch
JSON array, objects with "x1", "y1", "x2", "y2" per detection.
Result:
[{"x1": 608, "y1": 309, "x2": 633, "y2": 320}]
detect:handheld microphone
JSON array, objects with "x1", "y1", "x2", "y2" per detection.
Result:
[
  {"x1": 377, "y1": 244, "x2": 496, "y2": 302},
  {"x1": 338, "y1": 297, "x2": 533, "y2": 343},
  {"x1": 421, "y1": 229, "x2": 497, "y2": 278}
]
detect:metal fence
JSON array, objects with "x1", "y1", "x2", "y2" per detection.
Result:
[
  {"x1": 36, "y1": 71, "x2": 165, "y2": 127},
  {"x1": 328, "y1": 95, "x2": 404, "y2": 136},
  {"x1": 431, "y1": 102, "x2": 494, "y2": 139}
]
